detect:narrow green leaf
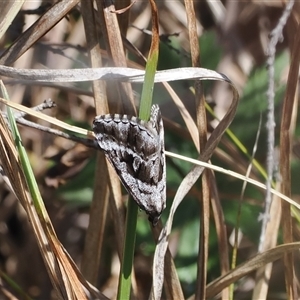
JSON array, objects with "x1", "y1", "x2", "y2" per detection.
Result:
[
  {"x1": 117, "y1": 1, "x2": 160, "y2": 299},
  {"x1": 0, "y1": 81, "x2": 45, "y2": 217}
]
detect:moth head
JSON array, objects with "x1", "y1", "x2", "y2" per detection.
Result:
[{"x1": 148, "y1": 213, "x2": 161, "y2": 226}]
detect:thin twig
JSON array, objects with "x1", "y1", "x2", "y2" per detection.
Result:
[
  {"x1": 259, "y1": 0, "x2": 295, "y2": 252},
  {"x1": 16, "y1": 117, "x2": 96, "y2": 148},
  {"x1": 12, "y1": 98, "x2": 56, "y2": 118},
  {"x1": 2, "y1": 99, "x2": 98, "y2": 149}
]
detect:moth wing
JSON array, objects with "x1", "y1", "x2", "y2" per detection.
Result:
[{"x1": 93, "y1": 104, "x2": 166, "y2": 224}]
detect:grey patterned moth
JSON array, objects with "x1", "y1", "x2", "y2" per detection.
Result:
[{"x1": 92, "y1": 104, "x2": 166, "y2": 225}]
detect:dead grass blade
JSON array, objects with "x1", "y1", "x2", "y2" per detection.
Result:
[
  {"x1": 163, "y1": 83, "x2": 200, "y2": 152},
  {"x1": 151, "y1": 224, "x2": 185, "y2": 299},
  {"x1": 81, "y1": 153, "x2": 110, "y2": 284},
  {"x1": 0, "y1": 0, "x2": 80, "y2": 65},
  {"x1": 0, "y1": 1, "x2": 24, "y2": 41},
  {"x1": 0, "y1": 83, "x2": 106, "y2": 299},
  {"x1": 0, "y1": 114, "x2": 69, "y2": 299},
  {"x1": 152, "y1": 76, "x2": 239, "y2": 299},
  {"x1": 206, "y1": 242, "x2": 300, "y2": 298},
  {"x1": 0, "y1": 65, "x2": 231, "y2": 83},
  {"x1": 166, "y1": 151, "x2": 300, "y2": 210},
  {"x1": 0, "y1": 97, "x2": 91, "y2": 136},
  {"x1": 95, "y1": 0, "x2": 136, "y2": 115},
  {"x1": 208, "y1": 171, "x2": 230, "y2": 300},
  {"x1": 252, "y1": 189, "x2": 282, "y2": 299},
  {"x1": 81, "y1": 0, "x2": 108, "y2": 115},
  {"x1": 80, "y1": 1, "x2": 112, "y2": 286},
  {"x1": 80, "y1": 1, "x2": 138, "y2": 294},
  {"x1": 184, "y1": 0, "x2": 210, "y2": 298},
  {"x1": 278, "y1": 11, "x2": 300, "y2": 300}
]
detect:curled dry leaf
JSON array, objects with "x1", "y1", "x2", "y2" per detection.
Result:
[
  {"x1": 0, "y1": 65, "x2": 229, "y2": 83},
  {"x1": 151, "y1": 73, "x2": 239, "y2": 300},
  {"x1": 0, "y1": 65, "x2": 237, "y2": 298}
]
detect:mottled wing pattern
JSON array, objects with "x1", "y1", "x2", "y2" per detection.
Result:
[{"x1": 92, "y1": 105, "x2": 166, "y2": 225}]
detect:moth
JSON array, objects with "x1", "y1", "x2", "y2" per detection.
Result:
[{"x1": 93, "y1": 105, "x2": 166, "y2": 225}]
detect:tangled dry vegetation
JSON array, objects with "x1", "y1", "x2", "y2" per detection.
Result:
[{"x1": 0, "y1": 1, "x2": 300, "y2": 299}]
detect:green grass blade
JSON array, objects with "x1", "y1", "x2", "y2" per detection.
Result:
[
  {"x1": 117, "y1": 1, "x2": 160, "y2": 299},
  {"x1": 0, "y1": 81, "x2": 46, "y2": 218}
]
